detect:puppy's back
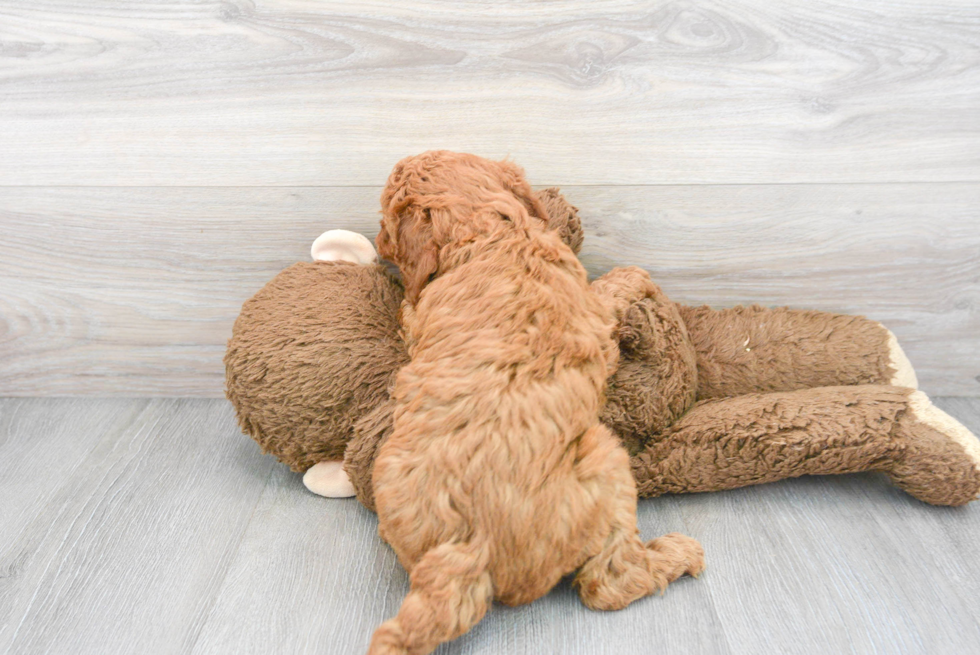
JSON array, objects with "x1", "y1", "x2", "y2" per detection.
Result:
[{"x1": 375, "y1": 231, "x2": 618, "y2": 593}]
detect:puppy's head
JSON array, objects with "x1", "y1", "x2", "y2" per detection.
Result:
[{"x1": 377, "y1": 151, "x2": 549, "y2": 303}]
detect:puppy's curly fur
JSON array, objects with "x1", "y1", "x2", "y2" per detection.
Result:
[{"x1": 368, "y1": 151, "x2": 704, "y2": 655}]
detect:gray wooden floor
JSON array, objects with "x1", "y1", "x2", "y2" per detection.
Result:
[{"x1": 1, "y1": 397, "x2": 979, "y2": 655}]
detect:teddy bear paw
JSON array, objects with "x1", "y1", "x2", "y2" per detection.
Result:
[
  {"x1": 302, "y1": 461, "x2": 356, "y2": 497},
  {"x1": 310, "y1": 229, "x2": 377, "y2": 264},
  {"x1": 889, "y1": 391, "x2": 980, "y2": 506},
  {"x1": 908, "y1": 391, "x2": 980, "y2": 472}
]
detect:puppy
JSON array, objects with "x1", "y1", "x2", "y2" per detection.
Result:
[{"x1": 369, "y1": 151, "x2": 703, "y2": 655}]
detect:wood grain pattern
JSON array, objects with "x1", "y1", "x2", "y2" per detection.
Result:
[
  {"x1": 1, "y1": 184, "x2": 977, "y2": 396},
  {"x1": 1, "y1": 398, "x2": 978, "y2": 654},
  {"x1": 0, "y1": 398, "x2": 143, "y2": 642},
  {"x1": 0, "y1": 1, "x2": 978, "y2": 185},
  {"x1": 191, "y1": 464, "x2": 729, "y2": 655},
  {"x1": 0, "y1": 398, "x2": 275, "y2": 655}
]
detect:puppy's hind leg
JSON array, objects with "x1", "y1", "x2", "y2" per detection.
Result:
[
  {"x1": 368, "y1": 542, "x2": 493, "y2": 655},
  {"x1": 573, "y1": 425, "x2": 704, "y2": 611}
]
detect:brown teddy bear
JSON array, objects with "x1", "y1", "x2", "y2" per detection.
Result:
[{"x1": 225, "y1": 189, "x2": 980, "y2": 509}]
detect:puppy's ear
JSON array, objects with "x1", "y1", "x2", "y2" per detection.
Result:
[
  {"x1": 497, "y1": 160, "x2": 549, "y2": 225},
  {"x1": 401, "y1": 207, "x2": 439, "y2": 304},
  {"x1": 379, "y1": 202, "x2": 439, "y2": 305},
  {"x1": 375, "y1": 219, "x2": 396, "y2": 263}
]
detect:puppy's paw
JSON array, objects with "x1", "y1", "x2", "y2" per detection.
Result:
[
  {"x1": 647, "y1": 532, "x2": 706, "y2": 581},
  {"x1": 591, "y1": 266, "x2": 659, "y2": 324}
]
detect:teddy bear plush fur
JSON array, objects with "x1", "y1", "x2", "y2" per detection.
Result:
[{"x1": 225, "y1": 188, "x2": 980, "y2": 509}]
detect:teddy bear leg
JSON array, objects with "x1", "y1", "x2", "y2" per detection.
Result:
[
  {"x1": 302, "y1": 461, "x2": 356, "y2": 498},
  {"x1": 676, "y1": 304, "x2": 917, "y2": 399},
  {"x1": 631, "y1": 385, "x2": 980, "y2": 505},
  {"x1": 888, "y1": 391, "x2": 980, "y2": 506},
  {"x1": 631, "y1": 386, "x2": 912, "y2": 499}
]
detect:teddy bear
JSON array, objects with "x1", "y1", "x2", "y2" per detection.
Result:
[{"x1": 225, "y1": 188, "x2": 980, "y2": 509}]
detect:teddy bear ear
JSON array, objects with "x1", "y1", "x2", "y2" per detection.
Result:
[
  {"x1": 535, "y1": 188, "x2": 584, "y2": 254},
  {"x1": 311, "y1": 230, "x2": 378, "y2": 264}
]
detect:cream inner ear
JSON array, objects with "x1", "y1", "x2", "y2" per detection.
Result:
[{"x1": 311, "y1": 230, "x2": 378, "y2": 264}]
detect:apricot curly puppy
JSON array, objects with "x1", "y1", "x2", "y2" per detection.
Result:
[{"x1": 368, "y1": 151, "x2": 704, "y2": 655}]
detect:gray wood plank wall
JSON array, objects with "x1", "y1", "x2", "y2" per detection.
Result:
[
  {"x1": 2, "y1": 0, "x2": 979, "y2": 186},
  {"x1": 1, "y1": 1, "x2": 978, "y2": 396}
]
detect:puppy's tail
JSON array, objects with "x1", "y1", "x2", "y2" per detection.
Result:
[{"x1": 367, "y1": 541, "x2": 493, "y2": 655}]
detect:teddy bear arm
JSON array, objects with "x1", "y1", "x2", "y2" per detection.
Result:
[
  {"x1": 675, "y1": 304, "x2": 916, "y2": 400},
  {"x1": 630, "y1": 385, "x2": 980, "y2": 506},
  {"x1": 601, "y1": 294, "x2": 699, "y2": 454},
  {"x1": 343, "y1": 398, "x2": 398, "y2": 513}
]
